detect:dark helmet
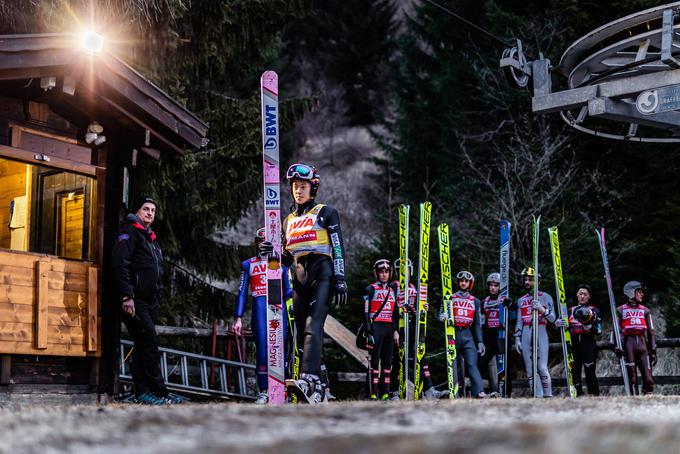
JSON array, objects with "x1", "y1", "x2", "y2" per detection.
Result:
[
  {"x1": 286, "y1": 163, "x2": 320, "y2": 198},
  {"x1": 373, "y1": 258, "x2": 391, "y2": 280},
  {"x1": 573, "y1": 306, "x2": 595, "y2": 325},
  {"x1": 576, "y1": 284, "x2": 592, "y2": 295},
  {"x1": 456, "y1": 270, "x2": 475, "y2": 290}
]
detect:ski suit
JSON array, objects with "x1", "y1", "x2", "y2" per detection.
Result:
[
  {"x1": 616, "y1": 303, "x2": 656, "y2": 395},
  {"x1": 568, "y1": 304, "x2": 602, "y2": 396},
  {"x1": 235, "y1": 257, "x2": 293, "y2": 391},
  {"x1": 389, "y1": 282, "x2": 435, "y2": 395},
  {"x1": 112, "y1": 214, "x2": 167, "y2": 398},
  {"x1": 282, "y1": 201, "x2": 346, "y2": 377},
  {"x1": 363, "y1": 281, "x2": 398, "y2": 398},
  {"x1": 446, "y1": 290, "x2": 484, "y2": 397},
  {"x1": 479, "y1": 295, "x2": 512, "y2": 394},
  {"x1": 515, "y1": 291, "x2": 557, "y2": 397}
]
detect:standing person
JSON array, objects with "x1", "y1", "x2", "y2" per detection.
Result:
[
  {"x1": 363, "y1": 259, "x2": 399, "y2": 400},
  {"x1": 616, "y1": 281, "x2": 657, "y2": 395},
  {"x1": 478, "y1": 272, "x2": 511, "y2": 395},
  {"x1": 440, "y1": 271, "x2": 487, "y2": 398},
  {"x1": 234, "y1": 228, "x2": 293, "y2": 404},
  {"x1": 112, "y1": 196, "x2": 176, "y2": 405},
  {"x1": 514, "y1": 267, "x2": 563, "y2": 398},
  {"x1": 262, "y1": 163, "x2": 348, "y2": 404},
  {"x1": 568, "y1": 284, "x2": 602, "y2": 396},
  {"x1": 389, "y1": 259, "x2": 439, "y2": 400}
]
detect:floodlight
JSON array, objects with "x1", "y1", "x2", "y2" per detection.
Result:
[{"x1": 81, "y1": 30, "x2": 104, "y2": 53}]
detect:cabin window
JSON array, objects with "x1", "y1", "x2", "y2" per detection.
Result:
[{"x1": 0, "y1": 157, "x2": 95, "y2": 260}]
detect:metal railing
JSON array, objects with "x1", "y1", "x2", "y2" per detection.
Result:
[{"x1": 119, "y1": 339, "x2": 256, "y2": 400}]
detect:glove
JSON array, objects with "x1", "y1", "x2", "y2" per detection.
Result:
[
  {"x1": 502, "y1": 297, "x2": 512, "y2": 307},
  {"x1": 614, "y1": 347, "x2": 624, "y2": 358},
  {"x1": 477, "y1": 343, "x2": 486, "y2": 356},
  {"x1": 651, "y1": 352, "x2": 657, "y2": 368},
  {"x1": 258, "y1": 241, "x2": 273, "y2": 256},
  {"x1": 367, "y1": 333, "x2": 375, "y2": 347},
  {"x1": 332, "y1": 279, "x2": 348, "y2": 305},
  {"x1": 554, "y1": 318, "x2": 567, "y2": 328},
  {"x1": 532, "y1": 300, "x2": 544, "y2": 313},
  {"x1": 514, "y1": 337, "x2": 522, "y2": 355}
]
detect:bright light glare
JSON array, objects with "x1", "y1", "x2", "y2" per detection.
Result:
[{"x1": 80, "y1": 30, "x2": 104, "y2": 53}]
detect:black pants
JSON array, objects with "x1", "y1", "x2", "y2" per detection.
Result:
[
  {"x1": 123, "y1": 302, "x2": 167, "y2": 397},
  {"x1": 293, "y1": 255, "x2": 332, "y2": 377},
  {"x1": 572, "y1": 333, "x2": 599, "y2": 396},
  {"x1": 390, "y1": 313, "x2": 433, "y2": 393},
  {"x1": 368, "y1": 322, "x2": 394, "y2": 397}
]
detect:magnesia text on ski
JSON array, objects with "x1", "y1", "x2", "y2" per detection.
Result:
[
  {"x1": 398, "y1": 204, "x2": 410, "y2": 400},
  {"x1": 597, "y1": 227, "x2": 631, "y2": 396},
  {"x1": 497, "y1": 220, "x2": 511, "y2": 397},
  {"x1": 414, "y1": 202, "x2": 432, "y2": 399},
  {"x1": 548, "y1": 226, "x2": 576, "y2": 398},
  {"x1": 261, "y1": 71, "x2": 285, "y2": 404},
  {"x1": 438, "y1": 223, "x2": 458, "y2": 399}
]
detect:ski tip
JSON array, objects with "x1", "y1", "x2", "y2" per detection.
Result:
[{"x1": 261, "y1": 71, "x2": 279, "y2": 93}]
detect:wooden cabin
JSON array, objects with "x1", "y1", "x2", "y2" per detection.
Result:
[{"x1": 0, "y1": 34, "x2": 208, "y2": 398}]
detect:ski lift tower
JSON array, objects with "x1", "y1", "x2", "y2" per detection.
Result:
[{"x1": 500, "y1": 2, "x2": 680, "y2": 142}]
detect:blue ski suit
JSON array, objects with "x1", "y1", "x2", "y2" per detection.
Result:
[{"x1": 235, "y1": 256, "x2": 293, "y2": 391}]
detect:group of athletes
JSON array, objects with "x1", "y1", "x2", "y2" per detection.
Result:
[{"x1": 236, "y1": 162, "x2": 657, "y2": 404}]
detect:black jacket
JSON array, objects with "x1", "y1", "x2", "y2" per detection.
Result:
[{"x1": 111, "y1": 214, "x2": 164, "y2": 304}]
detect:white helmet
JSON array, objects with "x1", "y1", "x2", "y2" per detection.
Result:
[
  {"x1": 623, "y1": 281, "x2": 644, "y2": 299},
  {"x1": 486, "y1": 273, "x2": 501, "y2": 285}
]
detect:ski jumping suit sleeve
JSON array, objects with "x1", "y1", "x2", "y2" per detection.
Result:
[
  {"x1": 283, "y1": 202, "x2": 344, "y2": 378},
  {"x1": 363, "y1": 285, "x2": 375, "y2": 331}
]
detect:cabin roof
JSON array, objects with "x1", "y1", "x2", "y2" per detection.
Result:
[{"x1": 0, "y1": 33, "x2": 209, "y2": 154}]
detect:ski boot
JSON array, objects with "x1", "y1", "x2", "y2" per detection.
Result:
[
  {"x1": 255, "y1": 392, "x2": 268, "y2": 405},
  {"x1": 369, "y1": 394, "x2": 378, "y2": 401},
  {"x1": 285, "y1": 373, "x2": 325, "y2": 404},
  {"x1": 423, "y1": 386, "x2": 441, "y2": 400},
  {"x1": 380, "y1": 393, "x2": 390, "y2": 401}
]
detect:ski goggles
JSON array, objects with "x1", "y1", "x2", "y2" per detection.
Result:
[
  {"x1": 286, "y1": 163, "x2": 315, "y2": 180},
  {"x1": 255, "y1": 227, "x2": 266, "y2": 241},
  {"x1": 374, "y1": 259, "x2": 391, "y2": 271},
  {"x1": 456, "y1": 271, "x2": 474, "y2": 281}
]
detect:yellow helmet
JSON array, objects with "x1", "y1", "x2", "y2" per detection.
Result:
[{"x1": 521, "y1": 266, "x2": 541, "y2": 279}]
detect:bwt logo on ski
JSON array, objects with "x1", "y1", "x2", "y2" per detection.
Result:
[{"x1": 263, "y1": 105, "x2": 278, "y2": 149}]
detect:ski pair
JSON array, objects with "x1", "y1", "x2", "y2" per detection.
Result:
[{"x1": 398, "y1": 202, "x2": 432, "y2": 400}]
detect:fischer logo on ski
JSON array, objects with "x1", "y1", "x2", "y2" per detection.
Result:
[
  {"x1": 398, "y1": 204, "x2": 411, "y2": 400},
  {"x1": 548, "y1": 226, "x2": 576, "y2": 398},
  {"x1": 438, "y1": 223, "x2": 458, "y2": 399},
  {"x1": 414, "y1": 202, "x2": 432, "y2": 400}
]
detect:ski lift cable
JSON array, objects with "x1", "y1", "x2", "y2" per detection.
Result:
[{"x1": 421, "y1": 0, "x2": 515, "y2": 49}]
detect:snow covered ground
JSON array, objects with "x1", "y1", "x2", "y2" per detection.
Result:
[{"x1": 2, "y1": 397, "x2": 680, "y2": 453}]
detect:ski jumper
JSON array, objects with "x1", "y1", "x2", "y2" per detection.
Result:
[
  {"x1": 616, "y1": 303, "x2": 656, "y2": 395},
  {"x1": 515, "y1": 291, "x2": 557, "y2": 397},
  {"x1": 364, "y1": 282, "x2": 398, "y2": 398},
  {"x1": 282, "y1": 201, "x2": 346, "y2": 378},
  {"x1": 389, "y1": 281, "x2": 435, "y2": 394},
  {"x1": 568, "y1": 304, "x2": 602, "y2": 396},
  {"x1": 448, "y1": 290, "x2": 484, "y2": 397},
  {"x1": 479, "y1": 295, "x2": 508, "y2": 393},
  {"x1": 235, "y1": 257, "x2": 292, "y2": 391}
]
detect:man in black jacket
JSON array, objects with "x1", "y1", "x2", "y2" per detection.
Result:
[{"x1": 112, "y1": 196, "x2": 171, "y2": 405}]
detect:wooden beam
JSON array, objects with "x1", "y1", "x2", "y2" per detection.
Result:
[
  {"x1": 35, "y1": 259, "x2": 49, "y2": 349},
  {"x1": 86, "y1": 266, "x2": 97, "y2": 352},
  {"x1": 0, "y1": 143, "x2": 100, "y2": 176},
  {"x1": 99, "y1": 95, "x2": 185, "y2": 155},
  {"x1": 140, "y1": 147, "x2": 161, "y2": 160},
  {"x1": 0, "y1": 355, "x2": 10, "y2": 384}
]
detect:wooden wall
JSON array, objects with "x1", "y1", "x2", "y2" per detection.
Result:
[
  {"x1": 0, "y1": 249, "x2": 98, "y2": 357},
  {"x1": 0, "y1": 160, "x2": 28, "y2": 249}
]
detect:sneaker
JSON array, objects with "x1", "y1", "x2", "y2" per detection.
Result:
[
  {"x1": 255, "y1": 392, "x2": 269, "y2": 405},
  {"x1": 389, "y1": 393, "x2": 401, "y2": 401},
  {"x1": 324, "y1": 388, "x2": 337, "y2": 401},
  {"x1": 161, "y1": 392, "x2": 186, "y2": 404},
  {"x1": 424, "y1": 386, "x2": 441, "y2": 400},
  {"x1": 476, "y1": 392, "x2": 488, "y2": 399},
  {"x1": 136, "y1": 391, "x2": 168, "y2": 405}
]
